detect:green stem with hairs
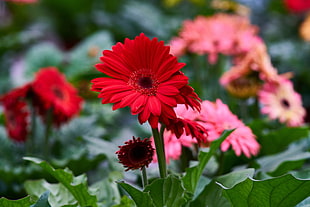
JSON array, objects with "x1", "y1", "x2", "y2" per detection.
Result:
[
  {"x1": 44, "y1": 108, "x2": 53, "y2": 159},
  {"x1": 26, "y1": 102, "x2": 36, "y2": 155},
  {"x1": 141, "y1": 166, "x2": 148, "y2": 188},
  {"x1": 152, "y1": 127, "x2": 167, "y2": 178}
]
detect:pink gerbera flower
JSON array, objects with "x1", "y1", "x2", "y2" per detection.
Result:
[
  {"x1": 258, "y1": 76, "x2": 306, "y2": 127},
  {"x1": 170, "y1": 13, "x2": 261, "y2": 64},
  {"x1": 91, "y1": 33, "x2": 200, "y2": 128},
  {"x1": 199, "y1": 99, "x2": 260, "y2": 158}
]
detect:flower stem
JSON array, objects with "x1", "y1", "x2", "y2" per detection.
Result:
[
  {"x1": 44, "y1": 108, "x2": 53, "y2": 159},
  {"x1": 141, "y1": 166, "x2": 148, "y2": 188},
  {"x1": 26, "y1": 102, "x2": 36, "y2": 155},
  {"x1": 152, "y1": 127, "x2": 167, "y2": 178}
]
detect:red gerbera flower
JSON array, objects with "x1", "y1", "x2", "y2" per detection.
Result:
[
  {"x1": 31, "y1": 67, "x2": 83, "y2": 126},
  {"x1": 116, "y1": 137, "x2": 154, "y2": 171},
  {"x1": 91, "y1": 33, "x2": 200, "y2": 128},
  {"x1": 0, "y1": 84, "x2": 31, "y2": 142}
]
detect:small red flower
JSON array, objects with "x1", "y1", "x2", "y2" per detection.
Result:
[
  {"x1": 116, "y1": 137, "x2": 154, "y2": 171},
  {"x1": 91, "y1": 33, "x2": 200, "y2": 128},
  {"x1": 0, "y1": 84, "x2": 31, "y2": 142},
  {"x1": 31, "y1": 67, "x2": 83, "y2": 126}
]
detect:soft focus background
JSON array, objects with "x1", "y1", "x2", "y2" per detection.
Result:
[{"x1": 1, "y1": 0, "x2": 310, "y2": 205}]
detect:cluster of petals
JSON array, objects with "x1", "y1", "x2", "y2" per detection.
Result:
[
  {"x1": 258, "y1": 76, "x2": 306, "y2": 127},
  {"x1": 91, "y1": 33, "x2": 201, "y2": 129},
  {"x1": 219, "y1": 42, "x2": 279, "y2": 98},
  {"x1": 0, "y1": 67, "x2": 83, "y2": 142},
  {"x1": 32, "y1": 67, "x2": 83, "y2": 126},
  {"x1": 198, "y1": 99, "x2": 260, "y2": 158},
  {"x1": 169, "y1": 13, "x2": 262, "y2": 64},
  {"x1": 116, "y1": 137, "x2": 154, "y2": 171},
  {"x1": 152, "y1": 100, "x2": 259, "y2": 163},
  {"x1": 220, "y1": 42, "x2": 278, "y2": 87},
  {"x1": 220, "y1": 38, "x2": 306, "y2": 127}
]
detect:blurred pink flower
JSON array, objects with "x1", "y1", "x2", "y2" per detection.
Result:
[
  {"x1": 169, "y1": 13, "x2": 261, "y2": 64},
  {"x1": 151, "y1": 104, "x2": 203, "y2": 164},
  {"x1": 258, "y1": 76, "x2": 306, "y2": 127},
  {"x1": 199, "y1": 99, "x2": 260, "y2": 158},
  {"x1": 219, "y1": 42, "x2": 278, "y2": 98}
]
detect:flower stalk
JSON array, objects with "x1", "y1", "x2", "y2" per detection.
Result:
[
  {"x1": 44, "y1": 108, "x2": 53, "y2": 159},
  {"x1": 141, "y1": 166, "x2": 148, "y2": 188},
  {"x1": 152, "y1": 127, "x2": 167, "y2": 178}
]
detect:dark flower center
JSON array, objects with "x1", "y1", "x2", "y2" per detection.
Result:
[
  {"x1": 281, "y1": 98, "x2": 290, "y2": 109},
  {"x1": 138, "y1": 77, "x2": 153, "y2": 89},
  {"x1": 128, "y1": 69, "x2": 159, "y2": 95},
  {"x1": 52, "y1": 87, "x2": 64, "y2": 100},
  {"x1": 130, "y1": 145, "x2": 148, "y2": 163}
]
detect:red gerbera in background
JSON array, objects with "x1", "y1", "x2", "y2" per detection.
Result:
[
  {"x1": 0, "y1": 84, "x2": 31, "y2": 142},
  {"x1": 91, "y1": 33, "x2": 200, "y2": 128},
  {"x1": 284, "y1": 0, "x2": 310, "y2": 13},
  {"x1": 32, "y1": 67, "x2": 83, "y2": 126}
]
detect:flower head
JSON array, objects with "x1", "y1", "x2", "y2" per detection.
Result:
[
  {"x1": 32, "y1": 67, "x2": 83, "y2": 126},
  {"x1": 258, "y1": 76, "x2": 306, "y2": 127},
  {"x1": 0, "y1": 84, "x2": 31, "y2": 142},
  {"x1": 91, "y1": 33, "x2": 200, "y2": 128},
  {"x1": 116, "y1": 137, "x2": 154, "y2": 171},
  {"x1": 220, "y1": 42, "x2": 279, "y2": 98},
  {"x1": 284, "y1": 0, "x2": 310, "y2": 13},
  {"x1": 199, "y1": 99, "x2": 260, "y2": 157},
  {"x1": 300, "y1": 14, "x2": 310, "y2": 42},
  {"x1": 170, "y1": 13, "x2": 261, "y2": 64}
]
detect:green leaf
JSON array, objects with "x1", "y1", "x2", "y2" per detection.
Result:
[
  {"x1": 118, "y1": 182, "x2": 154, "y2": 207},
  {"x1": 112, "y1": 196, "x2": 135, "y2": 207},
  {"x1": 182, "y1": 130, "x2": 233, "y2": 193},
  {"x1": 249, "y1": 122, "x2": 309, "y2": 155},
  {"x1": 24, "y1": 157, "x2": 98, "y2": 207},
  {"x1": 190, "y1": 168, "x2": 255, "y2": 207},
  {"x1": 0, "y1": 196, "x2": 36, "y2": 207},
  {"x1": 25, "y1": 179, "x2": 77, "y2": 207},
  {"x1": 222, "y1": 174, "x2": 310, "y2": 207},
  {"x1": 30, "y1": 191, "x2": 51, "y2": 207},
  {"x1": 144, "y1": 175, "x2": 187, "y2": 207},
  {"x1": 90, "y1": 171, "x2": 122, "y2": 206},
  {"x1": 256, "y1": 143, "x2": 310, "y2": 176},
  {"x1": 296, "y1": 197, "x2": 310, "y2": 207}
]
